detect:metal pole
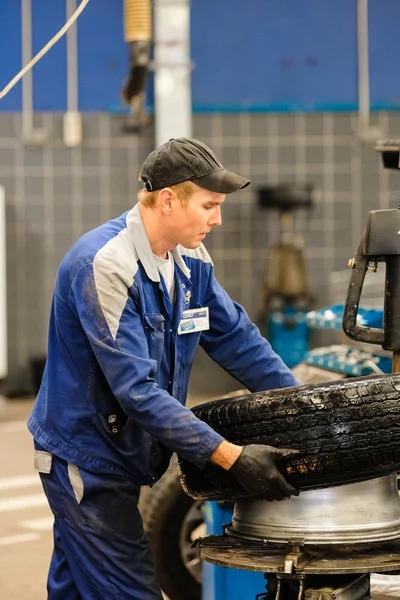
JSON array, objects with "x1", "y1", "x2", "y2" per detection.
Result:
[
  {"x1": 66, "y1": 0, "x2": 78, "y2": 113},
  {"x1": 64, "y1": 0, "x2": 82, "y2": 147},
  {"x1": 21, "y1": 0, "x2": 47, "y2": 144},
  {"x1": 357, "y1": 0, "x2": 370, "y2": 133}
]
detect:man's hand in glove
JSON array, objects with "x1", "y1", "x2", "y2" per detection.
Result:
[
  {"x1": 210, "y1": 441, "x2": 299, "y2": 501},
  {"x1": 229, "y1": 444, "x2": 299, "y2": 501}
]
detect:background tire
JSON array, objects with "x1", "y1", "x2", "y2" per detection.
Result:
[
  {"x1": 140, "y1": 459, "x2": 202, "y2": 600},
  {"x1": 179, "y1": 374, "x2": 400, "y2": 500}
]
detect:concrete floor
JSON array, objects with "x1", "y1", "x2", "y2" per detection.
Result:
[{"x1": 0, "y1": 398, "x2": 52, "y2": 599}]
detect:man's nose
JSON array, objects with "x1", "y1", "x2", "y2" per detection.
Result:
[{"x1": 209, "y1": 207, "x2": 222, "y2": 227}]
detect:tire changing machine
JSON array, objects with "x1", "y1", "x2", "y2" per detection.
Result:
[{"x1": 196, "y1": 141, "x2": 400, "y2": 600}]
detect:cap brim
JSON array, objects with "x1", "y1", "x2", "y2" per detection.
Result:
[{"x1": 192, "y1": 169, "x2": 250, "y2": 194}]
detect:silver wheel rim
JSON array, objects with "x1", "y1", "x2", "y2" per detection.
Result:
[{"x1": 179, "y1": 501, "x2": 205, "y2": 584}]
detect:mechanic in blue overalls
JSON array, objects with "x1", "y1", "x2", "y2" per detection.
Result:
[{"x1": 28, "y1": 137, "x2": 300, "y2": 600}]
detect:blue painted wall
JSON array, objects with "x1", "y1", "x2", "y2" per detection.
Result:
[{"x1": 0, "y1": 0, "x2": 400, "y2": 112}]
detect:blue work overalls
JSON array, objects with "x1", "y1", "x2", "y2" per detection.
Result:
[{"x1": 28, "y1": 203, "x2": 298, "y2": 598}]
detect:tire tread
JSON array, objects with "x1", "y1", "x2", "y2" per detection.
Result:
[{"x1": 179, "y1": 374, "x2": 400, "y2": 500}]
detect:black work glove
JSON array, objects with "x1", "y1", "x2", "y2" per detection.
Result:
[{"x1": 229, "y1": 444, "x2": 300, "y2": 502}]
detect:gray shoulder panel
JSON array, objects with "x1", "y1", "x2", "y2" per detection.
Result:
[{"x1": 93, "y1": 228, "x2": 139, "y2": 339}]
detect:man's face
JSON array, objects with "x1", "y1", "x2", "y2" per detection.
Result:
[{"x1": 170, "y1": 185, "x2": 225, "y2": 249}]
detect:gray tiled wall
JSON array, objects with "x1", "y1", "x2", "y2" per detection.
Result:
[{"x1": 1, "y1": 112, "x2": 399, "y2": 395}]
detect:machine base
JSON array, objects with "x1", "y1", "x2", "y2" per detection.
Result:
[
  {"x1": 258, "y1": 573, "x2": 370, "y2": 600},
  {"x1": 198, "y1": 537, "x2": 400, "y2": 599},
  {"x1": 197, "y1": 536, "x2": 400, "y2": 575}
]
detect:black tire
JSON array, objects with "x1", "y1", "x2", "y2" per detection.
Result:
[
  {"x1": 141, "y1": 459, "x2": 202, "y2": 600},
  {"x1": 179, "y1": 374, "x2": 400, "y2": 500}
]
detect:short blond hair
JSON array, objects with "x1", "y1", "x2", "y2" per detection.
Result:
[{"x1": 137, "y1": 181, "x2": 195, "y2": 208}]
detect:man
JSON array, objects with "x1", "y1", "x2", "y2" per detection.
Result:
[{"x1": 28, "y1": 137, "x2": 300, "y2": 599}]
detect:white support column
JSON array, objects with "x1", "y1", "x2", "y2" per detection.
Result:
[
  {"x1": 153, "y1": 0, "x2": 192, "y2": 147},
  {"x1": 0, "y1": 187, "x2": 7, "y2": 380}
]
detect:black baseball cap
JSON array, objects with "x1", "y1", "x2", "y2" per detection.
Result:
[{"x1": 139, "y1": 137, "x2": 250, "y2": 194}]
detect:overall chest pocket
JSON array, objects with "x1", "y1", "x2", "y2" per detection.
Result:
[
  {"x1": 178, "y1": 304, "x2": 206, "y2": 364},
  {"x1": 143, "y1": 313, "x2": 165, "y2": 367}
]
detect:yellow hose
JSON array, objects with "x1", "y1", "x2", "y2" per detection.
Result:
[{"x1": 124, "y1": 0, "x2": 152, "y2": 42}]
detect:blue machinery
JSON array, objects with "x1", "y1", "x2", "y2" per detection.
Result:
[{"x1": 203, "y1": 503, "x2": 267, "y2": 600}]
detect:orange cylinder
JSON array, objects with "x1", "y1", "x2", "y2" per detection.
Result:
[{"x1": 124, "y1": 0, "x2": 152, "y2": 42}]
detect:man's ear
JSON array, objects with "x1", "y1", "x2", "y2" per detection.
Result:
[{"x1": 158, "y1": 188, "x2": 176, "y2": 215}]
